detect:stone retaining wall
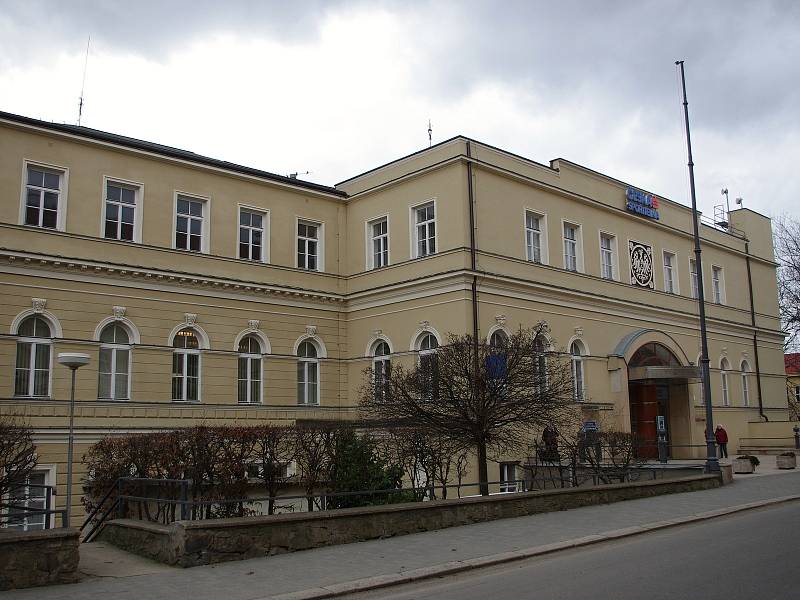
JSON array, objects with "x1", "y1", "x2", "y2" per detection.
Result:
[
  {"x1": 99, "y1": 474, "x2": 720, "y2": 568},
  {"x1": 0, "y1": 528, "x2": 80, "y2": 590}
]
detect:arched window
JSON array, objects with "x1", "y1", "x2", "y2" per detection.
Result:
[
  {"x1": 533, "y1": 335, "x2": 548, "y2": 393},
  {"x1": 372, "y1": 341, "x2": 391, "y2": 402},
  {"x1": 417, "y1": 333, "x2": 439, "y2": 400},
  {"x1": 570, "y1": 340, "x2": 585, "y2": 402},
  {"x1": 172, "y1": 328, "x2": 200, "y2": 402},
  {"x1": 720, "y1": 358, "x2": 731, "y2": 407},
  {"x1": 98, "y1": 323, "x2": 131, "y2": 400},
  {"x1": 238, "y1": 335, "x2": 262, "y2": 404},
  {"x1": 14, "y1": 316, "x2": 52, "y2": 397},
  {"x1": 489, "y1": 330, "x2": 508, "y2": 349},
  {"x1": 297, "y1": 340, "x2": 319, "y2": 405},
  {"x1": 740, "y1": 360, "x2": 751, "y2": 407}
]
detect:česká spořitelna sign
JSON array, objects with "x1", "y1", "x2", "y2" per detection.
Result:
[{"x1": 626, "y1": 187, "x2": 660, "y2": 220}]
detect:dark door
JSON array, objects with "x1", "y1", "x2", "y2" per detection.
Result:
[{"x1": 630, "y1": 384, "x2": 659, "y2": 458}]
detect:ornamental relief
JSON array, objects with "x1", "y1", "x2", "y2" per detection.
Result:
[{"x1": 628, "y1": 240, "x2": 654, "y2": 289}]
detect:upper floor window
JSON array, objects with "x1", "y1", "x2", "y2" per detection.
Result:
[
  {"x1": 417, "y1": 332, "x2": 439, "y2": 399},
  {"x1": 570, "y1": 340, "x2": 586, "y2": 402},
  {"x1": 689, "y1": 259, "x2": 699, "y2": 299},
  {"x1": 238, "y1": 335, "x2": 263, "y2": 404},
  {"x1": 525, "y1": 211, "x2": 544, "y2": 264},
  {"x1": 98, "y1": 323, "x2": 131, "y2": 400},
  {"x1": 24, "y1": 165, "x2": 63, "y2": 230},
  {"x1": 14, "y1": 316, "x2": 52, "y2": 397},
  {"x1": 297, "y1": 220, "x2": 321, "y2": 271},
  {"x1": 563, "y1": 222, "x2": 581, "y2": 272},
  {"x1": 104, "y1": 181, "x2": 138, "y2": 242},
  {"x1": 297, "y1": 340, "x2": 320, "y2": 405},
  {"x1": 172, "y1": 328, "x2": 200, "y2": 402},
  {"x1": 712, "y1": 266, "x2": 725, "y2": 304},
  {"x1": 740, "y1": 360, "x2": 751, "y2": 407},
  {"x1": 175, "y1": 195, "x2": 206, "y2": 252},
  {"x1": 414, "y1": 202, "x2": 436, "y2": 258},
  {"x1": 663, "y1": 252, "x2": 677, "y2": 294},
  {"x1": 372, "y1": 340, "x2": 391, "y2": 402},
  {"x1": 720, "y1": 357, "x2": 731, "y2": 406},
  {"x1": 600, "y1": 233, "x2": 616, "y2": 280},
  {"x1": 239, "y1": 209, "x2": 266, "y2": 262},
  {"x1": 369, "y1": 217, "x2": 389, "y2": 269}
]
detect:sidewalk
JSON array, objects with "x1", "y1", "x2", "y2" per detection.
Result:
[{"x1": 5, "y1": 471, "x2": 799, "y2": 600}]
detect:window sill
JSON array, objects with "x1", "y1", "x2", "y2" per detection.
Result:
[{"x1": 171, "y1": 399, "x2": 201, "y2": 403}]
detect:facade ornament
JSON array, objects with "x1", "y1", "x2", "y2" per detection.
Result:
[
  {"x1": 112, "y1": 306, "x2": 127, "y2": 320},
  {"x1": 574, "y1": 326, "x2": 584, "y2": 337},
  {"x1": 305, "y1": 325, "x2": 317, "y2": 337},
  {"x1": 248, "y1": 319, "x2": 261, "y2": 331},
  {"x1": 741, "y1": 350, "x2": 749, "y2": 358},
  {"x1": 31, "y1": 298, "x2": 47, "y2": 313},
  {"x1": 372, "y1": 329, "x2": 383, "y2": 337},
  {"x1": 721, "y1": 347, "x2": 728, "y2": 357},
  {"x1": 184, "y1": 313, "x2": 198, "y2": 326},
  {"x1": 495, "y1": 314, "x2": 507, "y2": 326},
  {"x1": 419, "y1": 320, "x2": 430, "y2": 331}
]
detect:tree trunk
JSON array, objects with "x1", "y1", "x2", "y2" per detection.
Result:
[{"x1": 477, "y1": 441, "x2": 489, "y2": 496}]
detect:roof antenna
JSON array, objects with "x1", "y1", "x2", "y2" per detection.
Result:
[
  {"x1": 288, "y1": 171, "x2": 310, "y2": 179},
  {"x1": 427, "y1": 119, "x2": 432, "y2": 148},
  {"x1": 77, "y1": 35, "x2": 91, "y2": 126}
]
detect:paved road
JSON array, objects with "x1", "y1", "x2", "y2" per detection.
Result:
[{"x1": 354, "y1": 502, "x2": 800, "y2": 600}]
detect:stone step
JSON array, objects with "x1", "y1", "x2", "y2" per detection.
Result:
[{"x1": 736, "y1": 447, "x2": 798, "y2": 456}]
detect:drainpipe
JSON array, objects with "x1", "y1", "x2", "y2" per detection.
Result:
[
  {"x1": 744, "y1": 240, "x2": 767, "y2": 421},
  {"x1": 466, "y1": 142, "x2": 479, "y2": 348}
]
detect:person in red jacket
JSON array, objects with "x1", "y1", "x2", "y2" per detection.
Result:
[{"x1": 715, "y1": 424, "x2": 729, "y2": 459}]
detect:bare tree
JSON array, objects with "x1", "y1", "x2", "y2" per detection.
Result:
[
  {"x1": 359, "y1": 324, "x2": 575, "y2": 495},
  {"x1": 774, "y1": 216, "x2": 800, "y2": 351},
  {"x1": 251, "y1": 424, "x2": 297, "y2": 514},
  {"x1": 0, "y1": 417, "x2": 37, "y2": 522},
  {"x1": 293, "y1": 422, "x2": 341, "y2": 511}
]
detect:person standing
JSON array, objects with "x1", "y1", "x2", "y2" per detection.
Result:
[{"x1": 715, "y1": 424, "x2": 729, "y2": 459}]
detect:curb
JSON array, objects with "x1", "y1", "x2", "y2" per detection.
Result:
[{"x1": 263, "y1": 494, "x2": 800, "y2": 600}]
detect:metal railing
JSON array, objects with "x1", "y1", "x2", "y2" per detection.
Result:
[{"x1": 1, "y1": 483, "x2": 68, "y2": 530}]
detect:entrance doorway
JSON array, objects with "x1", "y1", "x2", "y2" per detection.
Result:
[{"x1": 629, "y1": 383, "x2": 670, "y2": 458}]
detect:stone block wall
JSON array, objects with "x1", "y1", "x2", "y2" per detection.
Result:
[{"x1": 0, "y1": 528, "x2": 80, "y2": 590}]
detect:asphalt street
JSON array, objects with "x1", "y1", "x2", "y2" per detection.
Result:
[{"x1": 352, "y1": 501, "x2": 800, "y2": 600}]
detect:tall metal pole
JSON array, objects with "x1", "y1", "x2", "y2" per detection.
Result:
[
  {"x1": 65, "y1": 367, "x2": 77, "y2": 525},
  {"x1": 676, "y1": 60, "x2": 719, "y2": 473}
]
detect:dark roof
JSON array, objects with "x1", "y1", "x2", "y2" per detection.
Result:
[
  {"x1": 785, "y1": 353, "x2": 800, "y2": 375},
  {"x1": 0, "y1": 110, "x2": 346, "y2": 197}
]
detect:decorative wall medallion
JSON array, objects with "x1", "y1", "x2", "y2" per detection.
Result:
[
  {"x1": 372, "y1": 329, "x2": 383, "y2": 337},
  {"x1": 184, "y1": 313, "x2": 198, "y2": 325},
  {"x1": 248, "y1": 319, "x2": 261, "y2": 330},
  {"x1": 113, "y1": 306, "x2": 127, "y2": 320},
  {"x1": 574, "y1": 326, "x2": 584, "y2": 337},
  {"x1": 495, "y1": 314, "x2": 507, "y2": 326},
  {"x1": 31, "y1": 298, "x2": 47, "y2": 313},
  {"x1": 305, "y1": 325, "x2": 317, "y2": 336},
  {"x1": 419, "y1": 320, "x2": 430, "y2": 330},
  {"x1": 628, "y1": 241, "x2": 654, "y2": 289}
]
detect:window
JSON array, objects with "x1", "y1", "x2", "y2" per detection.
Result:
[
  {"x1": 14, "y1": 316, "x2": 52, "y2": 397},
  {"x1": 690, "y1": 259, "x2": 699, "y2": 299},
  {"x1": 239, "y1": 209, "x2": 265, "y2": 261},
  {"x1": 563, "y1": 223, "x2": 580, "y2": 272},
  {"x1": 712, "y1": 266, "x2": 724, "y2": 304},
  {"x1": 175, "y1": 195, "x2": 205, "y2": 252},
  {"x1": 499, "y1": 463, "x2": 517, "y2": 493},
  {"x1": 104, "y1": 181, "x2": 138, "y2": 242},
  {"x1": 23, "y1": 165, "x2": 63, "y2": 229},
  {"x1": 238, "y1": 336, "x2": 262, "y2": 404},
  {"x1": 297, "y1": 220, "x2": 320, "y2": 271},
  {"x1": 663, "y1": 252, "x2": 677, "y2": 294},
  {"x1": 372, "y1": 341, "x2": 391, "y2": 402},
  {"x1": 418, "y1": 333, "x2": 439, "y2": 400},
  {"x1": 525, "y1": 211, "x2": 543, "y2": 264},
  {"x1": 795, "y1": 385, "x2": 800, "y2": 405},
  {"x1": 533, "y1": 335, "x2": 548, "y2": 393},
  {"x1": 369, "y1": 217, "x2": 389, "y2": 269},
  {"x1": 5, "y1": 472, "x2": 48, "y2": 531},
  {"x1": 570, "y1": 340, "x2": 585, "y2": 402},
  {"x1": 414, "y1": 202, "x2": 436, "y2": 258},
  {"x1": 740, "y1": 361, "x2": 751, "y2": 407},
  {"x1": 98, "y1": 323, "x2": 130, "y2": 400},
  {"x1": 720, "y1": 358, "x2": 731, "y2": 407},
  {"x1": 172, "y1": 328, "x2": 200, "y2": 402},
  {"x1": 600, "y1": 233, "x2": 616, "y2": 280},
  {"x1": 297, "y1": 341, "x2": 319, "y2": 405}
]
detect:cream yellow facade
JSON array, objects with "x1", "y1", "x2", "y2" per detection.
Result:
[{"x1": 0, "y1": 111, "x2": 791, "y2": 524}]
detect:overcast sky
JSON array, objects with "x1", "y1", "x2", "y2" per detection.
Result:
[{"x1": 1, "y1": 0, "x2": 797, "y2": 220}]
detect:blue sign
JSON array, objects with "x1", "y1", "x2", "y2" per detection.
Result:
[
  {"x1": 583, "y1": 420, "x2": 598, "y2": 432},
  {"x1": 626, "y1": 187, "x2": 660, "y2": 220}
]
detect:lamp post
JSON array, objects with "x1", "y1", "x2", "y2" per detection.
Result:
[{"x1": 57, "y1": 352, "x2": 90, "y2": 526}]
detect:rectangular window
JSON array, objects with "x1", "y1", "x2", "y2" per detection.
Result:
[
  {"x1": 525, "y1": 211, "x2": 543, "y2": 263},
  {"x1": 499, "y1": 463, "x2": 518, "y2": 493},
  {"x1": 24, "y1": 165, "x2": 63, "y2": 229},
  {"x1": 414, "y1": 202, "x2": 436, "y2": 258},
  {"x1": 712, "y1": 266, "x2": 724, "y2": 304},
  {"x1": 104, "y1": 181, "x2": 138, "y2": 241},
  {"x1": 239, "y1": 209, "x2": 265, "y2": 261},
  {"x1": 297, "y1": 220, "x2": 320, "y2": 270},
  {"x1": 15, "y1": 341, "x2": 50, "y2": 397},
  {"x1": 5, "y1": 472, "x2": 48, "y2": 531},
  {"x1": 369, "y1": 217, "x2": 389, "y2": 269},
  {"x1": 663, "y1": 252, "x2": 676, "y2": 294},
  {"x1": 238, "y1": 356, "x2": 262, "y2": 404},
  {"x1": 172, "y1": 352, "x2": 199, "y2": 401},
  {"x1": 600, "y1": 233, "x2": 615, "y2": 280},
  {"x1": 563, "y1": 223, "x2": 579, "y2": 272},
  {"x1": 175, "y1": 195, "x2": 205, "y2": 252},
  {"x1": 690, "y1": 259, "x2": 699, "y2": 299}
]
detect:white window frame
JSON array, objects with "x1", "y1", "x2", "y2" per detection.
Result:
[
  {"x1": 371, "y1": 340, "x2": 391, "y2": 402},
  {"x1": 740, "y1": 360, "x2": 751, "y2": 407},
  {"x1": 4, "y1": 465, "x2": 56, "y2": 531},
  {"x1": 711, "y1": 265, "x2": 725, "y2": 304},
  {"x1": 97, "y1": 324, "x2": 132, "y2": 401},
  {"x1": 562, "y1": 220, "x2": 583, "y2": 273},
  {"x1": 237, "y1": 336, "x2": 263, "y2": 404},
  {"x1": 499, "y1": 462, "x2": 518, "y2": 493},
  {"x1": 599, "y1": 231, "x2": 618, "y2": 281},
  {"x1": 172, "y1": 192, "x2": 210, "y2": 253},
  {"x1": 295, "y1": 217, "x2": 324, "y2": 272},
  {"x1": 366, "y1": 215, "x2": 390, "y2": 270},
  {"x1": 410, "y1": 199, "x2": 438, "y2": 259},
  {"x1": 297, "y1": 341, "x2": 320, "y2": 406},
  {"x1": 13, "y1": 317, "x2": 53, "y2": 398},
  {"x1": 689, "y1": 258, "x2": 700, "y2": 299},
  {"x1": 524, "y1": 209, "x2": 548, "y2": 265},
  {"x1": 720, "y1": 358, "x2": 731, "y2": 407},
  {"x1": 570, "y1": 340, "x2": 586, "y2": 402},
  {"x1": 19, "y1": 160, "x2": 69, "y2": 232},
  {"x1": 237, "y1": 205, "x2": 270, "y2": 263},
  {"x1": 663, "y1": 250, "x2": 679, "y2": 294},
  {"x1": 100, "y1": 176, "x2": 143, "y2": 243}
]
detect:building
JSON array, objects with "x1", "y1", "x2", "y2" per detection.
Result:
[
  {"x1": 785, "y1": 353, "x2": 800, "y2": 421},
  {"x1": 0, "y1": 110, "x2": 792, "y2": 527}
]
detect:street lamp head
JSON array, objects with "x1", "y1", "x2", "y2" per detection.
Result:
[{"x1": 57, "y1": 352, "x2": 91, "y2": 370}]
